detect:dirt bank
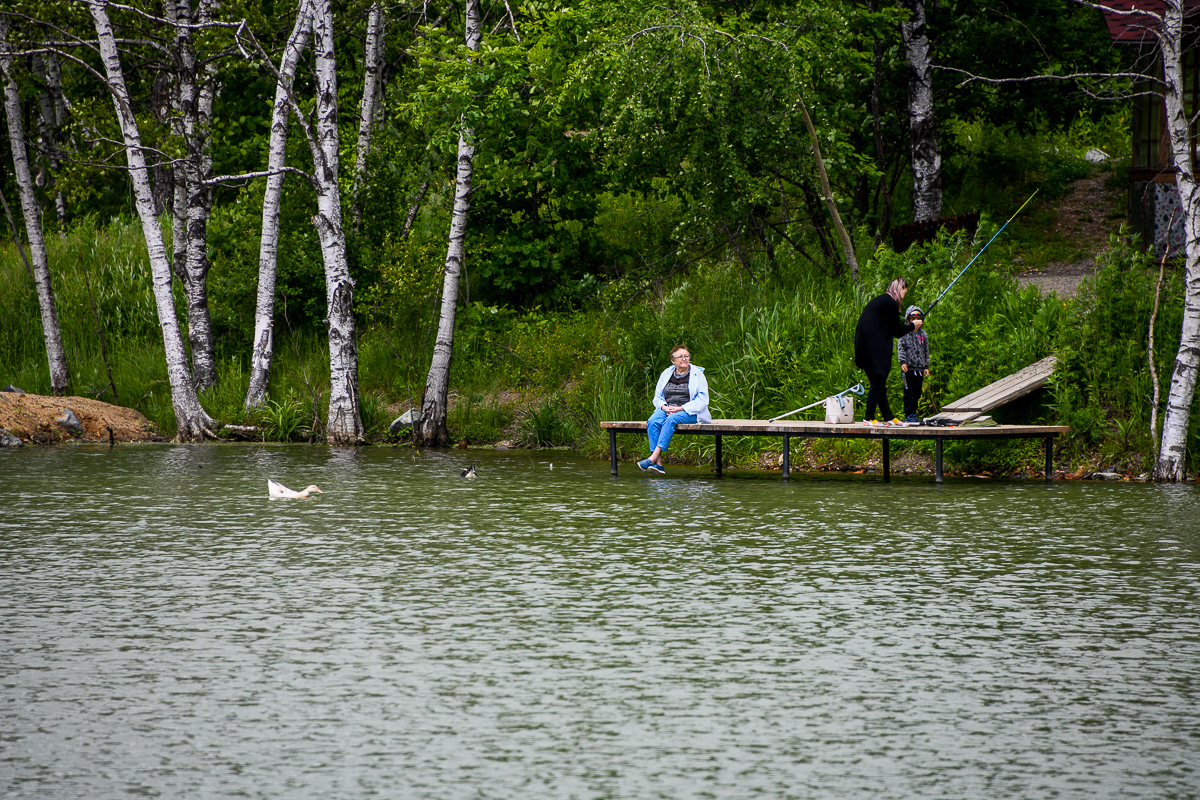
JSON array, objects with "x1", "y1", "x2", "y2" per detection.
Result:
[{"x1": 0, "y1": 391, "x2": 163, "y2": 444}]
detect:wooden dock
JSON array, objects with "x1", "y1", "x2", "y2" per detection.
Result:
[{"x1": 600, "y1": 418, "x2": 1069, "y2": 483}]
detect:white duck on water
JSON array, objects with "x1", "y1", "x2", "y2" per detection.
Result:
[{"x1": 268, "y1": 479, "x2": 323, "y2": 499}]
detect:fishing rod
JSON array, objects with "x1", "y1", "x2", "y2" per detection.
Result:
[
  {"x1": 925, "y1": 188, "x2": 1039, "y2": 316},
  {"x1": 768, "y1": 383, "x2": 865, "y2": 424}
]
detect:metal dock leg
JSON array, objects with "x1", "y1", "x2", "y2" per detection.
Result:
[
  {"x1": 935, "y1": 438, "x2": 944, "y2": 484},
  {"x1": 782, "y1": 434, "x2": 790, "y2": 480},
  {"x1": 1044, "y1": 435, "x2": 1053, "y2": 483},
  {"x1": 882, "y1": 438, "x2": 890, "y2": 482},
  {"x1": 609, "y1": 429, "x2": 618, "y2": 477},
  {"x1": 715, "y1": 434, "x2": 723, "y2": 477}
]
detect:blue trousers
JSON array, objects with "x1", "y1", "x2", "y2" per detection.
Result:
[{"x1": 647, "y1": 409, "x2": 697, "y2": 453}]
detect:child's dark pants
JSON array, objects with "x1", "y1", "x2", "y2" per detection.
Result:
[{"x1": 902, "y1": 369, "x2": 924, "y2": 418}]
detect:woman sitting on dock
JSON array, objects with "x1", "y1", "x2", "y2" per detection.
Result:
[
  {"x1": 854, "y1": 277, "x2": 922, "y2": 426},
  {"x1": 638, "y1": 346, "x2": 711, "y2": 475}
]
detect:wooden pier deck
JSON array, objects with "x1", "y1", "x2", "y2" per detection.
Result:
[{"x1": 600, "y1": 418, "x2": 1069, "y2": 483}]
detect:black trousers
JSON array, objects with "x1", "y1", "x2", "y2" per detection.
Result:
[
  {"x1": 902, "y1": 370, "x2": 924, "y2": 418},
  {"x1": 864, "y1": 371, "x2": 892, "y2": 421}
]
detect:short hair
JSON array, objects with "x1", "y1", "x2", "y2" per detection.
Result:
[{"x1": 670, "y1": 344, "x2": 689, "y2": 358}]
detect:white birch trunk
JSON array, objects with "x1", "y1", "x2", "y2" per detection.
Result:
[
  {"x1": 167, "y1": 1, "x2": 190, "y2": 319},
  {"x1": 86, "y1": 0, "x2": 216, "y2": 439},
  {"x1": 350, "y1": 0, "x2": 384, "y2": 227},
  {"x1": 400, "y1": 179, "x2": 430, "y2": 240},
  {"x1": 31, "y1": 54, "x2": 67, "y2": 235},
  {"x1": 416, "y1": 0, "x2": 481, "y2": 447},
  {"x1": 245, "y1": 0, "x2": 312, "y2": 410},
  {"x1": 172, "y1": 175, "x2": 187, "y2": 276},
  {"x1": 1, "y1": 20, "x2": 70, "y2": 395},
  {"x1": 43, "y1": 51, "x2": 68, "y2": 127},
  {"x1": 167, "y1": 0, "x2": 219, "y2": 392},
  {"x1": 1155, "y1": 1, "x2": 1200, "y2": 481},
  {"x1": 900, "y1": 0, "x2": 941, "y2": 222},
  {"x1": 311, "y1": 0, "x2": 363, "y2": 444}
]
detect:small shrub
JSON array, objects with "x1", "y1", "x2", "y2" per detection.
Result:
[
  {"x1": 448, "y1": 393, "x2": 514, "y2": 443},
  {"x1": 261, "y1": 397, "x2": 309, "y2": 441},
  {"x1": 359, "y1": 391, "x2": 389, "y2": 438},
  {"x1": 520, "y1": 398, "x2": 580, "y2": 447}
]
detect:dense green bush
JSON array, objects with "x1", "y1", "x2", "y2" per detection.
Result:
[{"x1": 4, "y1": 213, "x2": 1193, "y2": 474}]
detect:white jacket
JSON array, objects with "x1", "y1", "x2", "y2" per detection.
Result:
[{"x1": 652, "y1": 365, "x2": 711, "y2": 423}]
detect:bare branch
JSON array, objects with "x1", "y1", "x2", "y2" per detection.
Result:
[
  {"x1": 204, "y1": 166, "x2": 316, "y2": 187},
  {"x1": 231, "y1": 11, "x2": 326, "y2": 176},
  {"x1": 501, "y1": 0, "x2": 519, "y2": 41},
  {"x1": 936, "y1": 64, "x2": 1159, "y2": 89},
  {"x1": 1070, "y1": 0, "x2": 1162, "y2": 21}
]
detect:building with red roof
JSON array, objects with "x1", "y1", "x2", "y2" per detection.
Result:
[{"x1": 1094, "y1": 1, "x2": 1200, "y2": 254}]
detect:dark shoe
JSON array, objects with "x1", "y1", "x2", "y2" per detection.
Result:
[
  {"x1": 638, "y1": 458, "x2": 652, "y2": 470},
  {"x1": 647, "y1": 463, "x2": 665, "y2": 475}
]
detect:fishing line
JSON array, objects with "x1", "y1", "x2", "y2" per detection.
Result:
[{"x1": 925, "y1": 189, "x2": 1039, "y2": 316}]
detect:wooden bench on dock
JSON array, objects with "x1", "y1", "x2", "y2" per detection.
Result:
[{"x1": 601, "y1": 356, "x2": 1068, "y2": 483}]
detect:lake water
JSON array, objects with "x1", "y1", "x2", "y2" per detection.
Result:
[{"x1": 2, "y1": 444, "x2": 1198, "y2": 799}]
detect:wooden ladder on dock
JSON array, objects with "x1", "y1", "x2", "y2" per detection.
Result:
[{"x1": 929, "y1": 355, "x2": 1057, "y2": 424}]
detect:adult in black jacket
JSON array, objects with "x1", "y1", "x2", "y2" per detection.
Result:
[{"x1": 854, "y1": 277, "x2": 922, "y2": 424}]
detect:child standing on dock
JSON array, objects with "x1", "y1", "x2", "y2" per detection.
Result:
[{"x1": 897, "y1": 305, "x2": 929, "y2": 424}]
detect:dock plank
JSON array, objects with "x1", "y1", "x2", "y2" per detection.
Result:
[
  {"x1": 601, "y1": 417, "x2": 1068, "y2": 482},
  {"x1": 933, "y1": 355, "x2": 1056, "y2": 418},
  {"x1": 600, "y1": 419, "x2": 1067, "y2": 437}
]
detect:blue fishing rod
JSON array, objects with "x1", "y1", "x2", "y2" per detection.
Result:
[{"x1": 925, "y1": 189, "x2": 1039, "y2": 316}]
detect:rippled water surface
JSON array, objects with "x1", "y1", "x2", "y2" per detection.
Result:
[{"x1": 2, "y1": 444, "x2": 1199, "y2": 799}]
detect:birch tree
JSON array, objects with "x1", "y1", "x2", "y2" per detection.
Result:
[
  {"x1": 899, "y1": 0, "x2": 941, "y2": 221},
  {"x1": 165, "y1": 0, "x2": 220, "y2": 391},
  {"x1": 86, "y1": 0, "x2": 216, "y2": 439},
  {"x1": 310, "y1": 0, "x2": 363, "y2": 444},
  {"x1": 1, "y1": 17, "x2": 70, "y2": 395},
  {"x1": 31, "y1": 54, "x2": 67, "y2": 235},
  {"x1": 234, "y1": 0, "x2": 361, "y2": 441},
  {"x1": 350, "y1": 0, "x2": 384, "y2": 228},
  {"x1": 416, "y1": 0, "x2": 481, "y2": 447},
  {"x1": 244, "y1": 0, "x2": 312, "y2": 410},
  {"x1": 1152, "y1": 0, "x2": 1200, "y2": 481}
]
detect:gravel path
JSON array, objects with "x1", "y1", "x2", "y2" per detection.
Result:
[{"x1": 1015, "y1": 171, "x2": 1125, "y2": 299}]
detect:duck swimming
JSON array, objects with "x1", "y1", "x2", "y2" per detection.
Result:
[
  {"x1": 459, "y1": 465, "x2": 476, "y2": 479},
  {"x1": 268, "y1": 479, "x2": 323, "y2": 498}
]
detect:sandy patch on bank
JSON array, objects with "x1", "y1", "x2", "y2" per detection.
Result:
[{"x1": 0, "y1": 392, "x2": 163, "y2": 444}]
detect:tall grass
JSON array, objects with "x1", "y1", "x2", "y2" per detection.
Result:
[{"x1": 3, "y1": 189, "x2": 1196, "y2": 473}]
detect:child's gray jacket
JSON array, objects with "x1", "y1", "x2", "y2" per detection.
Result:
[{"x1": 897, "y1": 305, "x2": 929, "y2": 371}]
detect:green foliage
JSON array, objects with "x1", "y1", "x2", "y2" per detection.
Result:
[
  {"x1": 0, "y1": 0, "x2": 1186, "y2": 472},
  {"x1": 260, "y1": 397, "x2": 310, "y2": 442},
  {"x1": 944, "y1": 116, "x2": 1090, "y2": 215},
  {"x1": 520, "y1": 397, "x2": 581, "y2": 447},
  {"x1": 934, "y1": 0, "x2": 1135, "y2": 132},
  {"x1": 358, "y1": 391, "x2": 389, "y2": 440},
  {"x1": 1050, "y1": 236, "x2": 1194, "y2": 469},
  {"x1": 449, "y1": 393, "x2": 514, "y2": 444}
]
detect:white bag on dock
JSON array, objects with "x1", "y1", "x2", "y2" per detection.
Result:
[{"x1": 824, "y1": 396, "x2": 854, "y2": 424}]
